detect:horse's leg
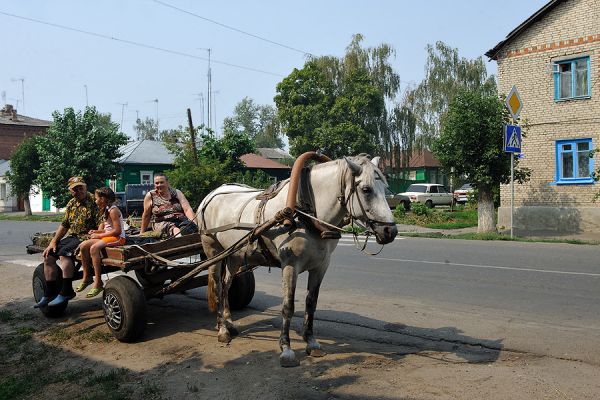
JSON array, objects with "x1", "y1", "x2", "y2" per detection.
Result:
[
  {"x1": 202, "y1": 235, "x2": 230, "y2": 343},
  {"x1": 303, "y1": 269, "x2": 326, "y2": 357},
  {"x1": 279, "y1": 264, "x2": 299, "y2": 367},
  {"x1": 220, "y1": 265, "x2": 238, "y2": 337}
]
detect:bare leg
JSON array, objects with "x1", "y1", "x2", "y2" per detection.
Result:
[
  {"x1": 279, "y1": 264, "x2": 299, "y2": 367},
  {"x1": 78, "y1": 239, "x2": 96, "y2": 283},
  {"x1": 90, "y1": 240, "x2": 108, "y2": 289},
  {"x1": 59, "y1": 256, "x2": 74, "y2": 279},
  {"x1": 43, "y1": 254, "x2": 59, "y2": 281},
  {"x1": 303, "y1": 270, "x2": 326, "y2": 357}
]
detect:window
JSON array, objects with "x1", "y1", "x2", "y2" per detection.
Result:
[
  {"x1": 555, "y1": 139, "x2": 594, "y2": 184},
  {"x1": 554, "y1": 57, "x2": 590, "y2": 100},
  {"x1": 0, "y1": 183, "x2": 6, "y2": 200},
  {"x1": 140, "y1": 171, "x2": 153, "y2": 184},
  {"x1": 429, "y1": 186, "x2": 438, "y2": 193}
]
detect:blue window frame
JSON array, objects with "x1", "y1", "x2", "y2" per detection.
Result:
[
  {"x1": 554, "y1": 57, "x2": 591, "y2": 100},
  {"x1": 555, "y1": 138, "x2": 594, "y2": 184}
]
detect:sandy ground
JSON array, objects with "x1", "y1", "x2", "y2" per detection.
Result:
[{"x1": 1, "y1": 261, "x2": 599, "y2": 400}]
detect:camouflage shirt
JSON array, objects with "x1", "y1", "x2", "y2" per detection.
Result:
[{"x1": 61, "y1": 192, "x2": 102, "y2": 240}]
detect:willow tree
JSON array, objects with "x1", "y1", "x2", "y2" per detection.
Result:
[{"x1": 413, "y1": 41, "x2": 497, "y2": 148}]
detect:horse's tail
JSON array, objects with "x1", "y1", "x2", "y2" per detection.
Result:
[{"x1": 207, "y1": 270, "x2": 218, "y2": 313}]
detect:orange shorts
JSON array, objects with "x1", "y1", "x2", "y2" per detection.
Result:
[{"x1": 101, "y1": 236, "x2": 126, "y2": 247}]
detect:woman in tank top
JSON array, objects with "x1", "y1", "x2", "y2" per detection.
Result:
[{"x1": 140, "y1": 172, "x2": 197, "y2": 237}]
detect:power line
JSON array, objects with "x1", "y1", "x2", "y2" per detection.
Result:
[
  {"x1": 0, "y1": 10, "x2": 284, "y2": 77},
  {"x1": 152, "y1": 0, "x2": 313, "y2": 56}
]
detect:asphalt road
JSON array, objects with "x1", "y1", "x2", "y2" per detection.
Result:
[{"x1": 2, "y1": 220, "x2": 599, "y2": 366}]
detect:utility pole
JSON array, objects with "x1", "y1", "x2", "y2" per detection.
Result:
[
  {"x1": 11, "y1": 78, "x2": 24, "y2": 113},
  {"x1": 198, "y1": 48, "x2": 212, "y2": 133},
  {"x1": 211, "y1": 90, "x2": 220, "y2": 137},
  {"x1": 117, "y1": 102, "x2": 128, "y2": 131},
  {"x1": 84, "y1": 85, "x2": 88, "y2": 107},
  {"x1": 153, "y1": 99, "x2": 159, "y2": 137},
  {"x1": 193, "y1": 93, "x2": 204, "y2": 126}
]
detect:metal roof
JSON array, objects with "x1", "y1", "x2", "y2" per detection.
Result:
[
  {"x1": 240, "y1": 153, "x2": 291, "y2": 169},
  {"x1": 0, "y1": 160, "x2": 10, "y2": 176},
  {"x1": 115, "y1": 140, "x2": 177, "y2": 165},
  {"x1": 485, "y1": 0, "x2": 565, "y2": 60},
  {"x1": 257, "y1": 147, "x2": 292, "y2": 160}
]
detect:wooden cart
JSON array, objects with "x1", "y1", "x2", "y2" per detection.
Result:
[{"x1": 28, "y1": 233, "x2": 255, "y2": 342}]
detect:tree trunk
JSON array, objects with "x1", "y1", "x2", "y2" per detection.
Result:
[
  {"x1": 477, "y1": 188, "x2": 495, "y2": 233},
  {"x1": 23, "y1": 195, "x2": 32, "y2": 216}
]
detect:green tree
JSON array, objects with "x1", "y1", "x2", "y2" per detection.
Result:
[
  {"x1": 413, "y1": 41, "x2": 497, "y2": 148},
  {"x1": 134, "y1": 117, "x2": 158, "y2": 140},
  {"x1": 36, "y1": 107, "x2": 128, "y2": 207},
  {"x1": 5, "y1": 136, "x2": 41, "y2": 215},
  {"x1": 167, "y1": 129, "x2": 257, "y2": 207},
  {"x1": 433, "y1": 89, "x2": 530, "y2": 232},
  {"x1": 275, "y1": 34, "x2": 399, "y2": 159},
  {"x1": 222, "y1": 97, "x2": 284, "y2": 149}
]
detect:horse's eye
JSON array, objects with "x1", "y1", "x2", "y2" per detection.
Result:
[{"x1": 361, "y1": 186, "x2": 373, "y2": 194}]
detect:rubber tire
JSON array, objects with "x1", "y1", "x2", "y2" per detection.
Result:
[
  {"x1": 32, "y1": 263, "x2": 67, "y2": 318},
  {"x1": 102, "y1": 276, "x2": 147, "y2": 342},
  {"x1": 403, "y1": 200, "x2": 411, "y2": 211},
  {"x1": 425, "y1": 200, "x2": 434, "y2": 208},
  {"x1": 228, "y1": 271, "x2": 255, "y2": 311}
]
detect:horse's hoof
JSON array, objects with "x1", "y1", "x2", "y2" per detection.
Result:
[
  {"x1": 306, "y1": 347, "x2": 326, "y2": 357},
  {"x1": 279, "y1": 348, "x2": 299, "y2": 367},
  {"x1": 217, "y1": 328, "x2": 231, "y2": 343}
]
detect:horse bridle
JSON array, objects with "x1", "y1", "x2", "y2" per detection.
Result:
[{"x1": 339, "y1": 164, "x2": 397, "y2": 238}]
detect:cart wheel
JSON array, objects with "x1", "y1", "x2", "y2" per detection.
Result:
[
  {"x1": 103, "y1": 276, "x2": 147, "y2": 342},
  {"x1": 32, "y1": 263, "x2": 67, "y2": 318},
  {"x1": 228, "y1": 271, "x2": 255, "y2": 311}
]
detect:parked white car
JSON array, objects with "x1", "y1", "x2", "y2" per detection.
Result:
[{"x1": 400, "y1": 183, "x2": 453, "y2": 209}]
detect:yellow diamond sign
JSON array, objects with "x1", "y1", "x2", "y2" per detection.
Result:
[{"x1": 505, "y1": 85, "x2": 523, "y2": 120}]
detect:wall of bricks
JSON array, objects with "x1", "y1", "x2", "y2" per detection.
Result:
[
  {"x1": 0, "y1": 125, "x2": 46, "y2": 160},
  {"x1": 494, "y1": 0, "x2": 600, "y2": 231}
]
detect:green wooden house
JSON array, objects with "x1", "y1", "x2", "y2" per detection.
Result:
[
  {"x1": 386, "y1": 149, "x2": 449, "y2": 193},
  {"x1": 110, "y1": 140, "x2": 176, "y2": 192}
]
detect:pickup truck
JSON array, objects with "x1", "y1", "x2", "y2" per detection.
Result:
[{"x1": 399, "y1": 183, "x2": 454, "y2": 209}]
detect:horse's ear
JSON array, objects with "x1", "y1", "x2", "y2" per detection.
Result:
[
  {"x1": 371, "y1": 156, "x2": 380, "y2": 168},
  {"x1": 345, "y1": 157, "x2": 363, "y2": 176}
]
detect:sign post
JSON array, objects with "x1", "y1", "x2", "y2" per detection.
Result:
[{"x1": 504, "y1": 86, "x2": 523, "y2": 238}]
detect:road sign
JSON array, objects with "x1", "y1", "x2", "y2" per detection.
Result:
[
  {"x1": 505, "y1": 85, "x2": 523, "y2": 120},
  {"x1": 504, "y1": 124, "x2": 521, "y2": 153}
]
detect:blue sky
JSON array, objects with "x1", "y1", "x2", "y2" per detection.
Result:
[{"x1": 0, "y1": 0, "x2": 548, "y2": 140}]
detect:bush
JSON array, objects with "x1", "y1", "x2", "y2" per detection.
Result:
[
  {"x1": 393, "y1": 204, "x2": 406, "y2": 219},
  {"x1": 411, "y1": 202, "x2": 431, "y2": 216}
]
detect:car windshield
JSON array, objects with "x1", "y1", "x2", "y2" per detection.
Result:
[{"x1": 406, "y1": 184, "x2": 426, "y2": 193}]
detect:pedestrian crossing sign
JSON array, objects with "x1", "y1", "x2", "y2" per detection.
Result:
[{"x1": 504, "y1": 124, "x2": 521, "y2": 153}]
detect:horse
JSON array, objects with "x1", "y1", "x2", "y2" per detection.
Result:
[{"x1": 196, "y1": 154, "x2": 398, "y2": 367}]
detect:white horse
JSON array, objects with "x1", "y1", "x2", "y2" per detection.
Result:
[{"x1": 197, "y1": 154, "x2": 397, "y2": 367}]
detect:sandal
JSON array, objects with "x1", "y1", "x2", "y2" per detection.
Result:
[
  {"x1": 75, "y1": 281, "x2": 92, "y2": 292},
  {"x1": 86, "y1": 287, "x2": 104, "y2": 298}
]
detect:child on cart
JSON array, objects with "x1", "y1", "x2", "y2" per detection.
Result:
[{"x1": 77, "y1": 187, "x2": 126, "y2": 298}]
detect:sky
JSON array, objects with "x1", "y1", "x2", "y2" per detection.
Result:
[{"x1": 0, "y1": 0, "x2": 549, "y2": 141}]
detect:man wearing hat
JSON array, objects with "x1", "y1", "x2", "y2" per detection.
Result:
[{"x1": 35, "y1": 176, "x2": 101, "y2": 308}]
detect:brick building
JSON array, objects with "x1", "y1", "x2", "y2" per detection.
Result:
[
  {"x1": 0, "y1": 104, "x2": 50, "y2": 160},
  {"x1": 0, "y1": 104, "x2": 51, "y2": 211},
  {"x1": 486, "y1": 0, "x2": 600, "y2": 233}
]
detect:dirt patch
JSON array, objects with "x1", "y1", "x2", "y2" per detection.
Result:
[{"x1": 1, "y1": 265, "x2": 599, "y2": 399}]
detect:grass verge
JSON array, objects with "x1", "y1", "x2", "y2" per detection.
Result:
[
  {"x1": 398, "y1": 231, "x2": 596, "y2": 245},
  {"x1": 0, "y1": 213, "x2": 63, "y2": 222}
]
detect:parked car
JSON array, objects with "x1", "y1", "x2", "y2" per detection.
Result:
[
  {"x1": 453, "y1": 183, "x2": 474, "y2": 204},
  {"x1": 385, "y1": 188, "x2": 410, "y2": 210},
  {"x1": 399, "y1": 183, "x2": 453, "y2": 209}
]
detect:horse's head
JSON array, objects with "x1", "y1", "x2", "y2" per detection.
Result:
[{"x1": 343, "y1": 155, "x2": 398, "y2": 244}]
